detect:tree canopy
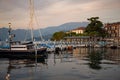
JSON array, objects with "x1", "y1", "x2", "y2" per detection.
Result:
[
  {"x1": 85, "y1": 17, "x2": 107, "y2": 37},
  {"x1": 51, "y1": 17, "x2": 108, "y2": 41},
  {"x1": 51, "y1": 31, "x2": 66, "y2": 41}
]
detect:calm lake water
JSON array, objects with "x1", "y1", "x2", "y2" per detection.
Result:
[{"x1": 0, "y1": 48, "x2": 120, "y2": 80}]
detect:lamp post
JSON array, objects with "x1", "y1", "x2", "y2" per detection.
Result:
[{"x1": 8, "y1": 23, "x2": 12, "y2": 50}]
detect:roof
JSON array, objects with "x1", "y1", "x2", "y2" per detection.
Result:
[
  {"x1": 105, "y1": 22, "x2": 120, "y2": 27},
  {"x1": 72, "y1": 27, "x2": 85, "y2": 30}
]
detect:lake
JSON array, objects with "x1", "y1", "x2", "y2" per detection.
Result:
[{"x1": 0, "y1": 48, "x2": 120, "y2": 80}]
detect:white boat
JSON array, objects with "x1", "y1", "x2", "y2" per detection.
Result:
[{"x1": 0, "y1": 41, "x2": 46, "y2": 55}]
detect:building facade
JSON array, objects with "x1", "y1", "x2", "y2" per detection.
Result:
[
  {"x1": 71, "y1": 27, "x2": 85, "y2": 34},
  {"x1": 64, "y1": 22, "x2": 120, "y2": 46},
  {"x1": 64, "y1": 36, "x2": 90, "y2": 42},
  {"x1": 104, "y1": 22, "x2": 120, "y2": 44},
  {"x1": 104, "y1": 22, "x2": 120, "y2": 38}
]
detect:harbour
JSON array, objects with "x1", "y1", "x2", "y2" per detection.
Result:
[
  {"x1": 0, "y1": 48, "x2": 120, "y2": 80},
  {"x1": 0, "y1": 0, "x2": 120, "y2": 80}
]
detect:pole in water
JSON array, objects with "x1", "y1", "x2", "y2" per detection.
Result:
[
  {"x1": 5, "y1": 73, "x2": 10, "y2": 80},
  {"x1": 34, "y1": 43, "x2": 38, "y2": 66}
]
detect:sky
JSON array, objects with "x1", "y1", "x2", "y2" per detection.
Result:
[{"x1": 0, "y1": 0, "x2": 120, "y2": 29}]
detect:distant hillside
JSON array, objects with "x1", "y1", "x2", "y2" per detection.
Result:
[
  {"x1": 34, "y1": 22, "x2": 88, "y2": 40},
  {"x1": 0, "y1": 22, "x2": 88, "y2": 41},
  {"x1": 0, "y1": 28, "x2": 9, "y2": 41},
  {"x1": 0, "y1": 28, "x2": 29, "y2": 41}
]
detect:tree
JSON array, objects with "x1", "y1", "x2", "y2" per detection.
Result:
[
  {"x1": 88, "y1": 49, "x2": 103, "y2": 70},
  {"x1": 65, "y1": 32, "x2": 76, "y2": 36},
  {"x1": 85, "y1": 17, "x2": 107, "y2": 37},
  {"x1": 51, "y1": 31, "x2": 66, "y2": 41}
]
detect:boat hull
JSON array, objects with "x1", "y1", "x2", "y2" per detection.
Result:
[{"x1": 0, "y1": 48, "x2": 47, "y2": 58}]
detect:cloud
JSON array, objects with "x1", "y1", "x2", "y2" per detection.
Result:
[
  {"x1": 40, "y1": 0, "x2": 120, "y2": 16},
  {"x1": 38, "y1": 0, "x2": 120, "y2": 27},
  {"x1": 0, "y1": 0, "x2": 120, "y2": 29}
]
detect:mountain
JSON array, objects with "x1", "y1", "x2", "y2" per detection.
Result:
[
  {"x1": 13, "y1": 29, "x2": 29, "y2": 41},
  {"x1": 0, "y1": 28, "x2": 28, "y2": 41},
  {"x1": 0, "y1": 28, "x2": 9, "y2": 41},
  {"x1": 34, "y1": 22, "x2": 88, "y2": 40},
  {"x1": 0, "y1": 22, "x2": 88, "y2": 41}
]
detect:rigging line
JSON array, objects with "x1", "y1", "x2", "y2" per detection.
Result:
[
  {"x1": 29, "y1": 0, "x2": 44, "y2": 41},
  {"x1": 24, "y1": 0, "x2": 33, "y2": 42},
  {"x1": 32, "y1": 1, "x2": 44, "y2": 41},
  {"x1": 24, "y1": 30, "x2": 28, "y2": 41},
  {"x1": 34, "y1": 12, "x2": 44, "y2": 41},
  {"x1": 23, "y1": 1, "x2": 31, "y2": 41},
  {"x1": 24, "y1": 29, "x2": 30, "y2": 41}
]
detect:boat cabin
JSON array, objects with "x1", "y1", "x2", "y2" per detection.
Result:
[{"x1": 10, "y1": 41, "x2": 34, "y2": 50}]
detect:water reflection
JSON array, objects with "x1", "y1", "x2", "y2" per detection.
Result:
[
  {"x1": 4, "y1": 56, "x2": 47, "y2": 80},
  {"x1": 0, "y1": 48, "x2": 120, "y2": 80},
  {"x1": 54, "y1": 48, "x2": 104, "y2": 70},
  {"x1": 53, "y1": 48, "x2": 120, "y2": 70},
  {"x1": 63, "y1": 48, "x2": 103, "y2": 70},
  {"x1": 73, "y1": 48, "x2": 88, "y2": 59},
  {"x1": 73, "y1": 48, "x2": 120, "y2": 69},
  {"x1": 87, "y1": 48, "x2": 103, "y2": 70},
  {"x1": 104, "y1": 49, "x2": 120, "y2": 64}
]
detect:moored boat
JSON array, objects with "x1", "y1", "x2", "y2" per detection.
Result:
[
  {"x1": 0, "y1": 0, "x2": 47, "y2": 57},
  {"x1": 0, "y1": 41, "x2": 46, "y2": 58},
  {"x1": 0, "y1": 23, "x2": 46, "y2": 58}
]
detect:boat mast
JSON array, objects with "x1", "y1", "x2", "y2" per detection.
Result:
[
  {"x1": 29, "y1": 0, "x2": 34, "y2": 42},
  {"x1": 29, "y1": 0, "x2": 38, "y2": 57}
]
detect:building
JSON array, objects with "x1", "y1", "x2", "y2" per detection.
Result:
[
  {"x1": 71, "y1": 27, "x2": 85, "y2": 34},
  {"x1": 104, "y1": 22, "x2": 120, "y2": 38},
  {"x1": 64, "y1": 22, "x2": 120, "y2": 46},
  {"x1": 104, "y1": 22, "x2": 120, "y2": 43},
  {"x1": 64, "y1": 36, "x2": 90, "y2": 42}
]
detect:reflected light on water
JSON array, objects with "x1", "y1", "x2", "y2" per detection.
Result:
[{"x1": 0, "y1": 48, "x2": 120, "y2": 80}]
